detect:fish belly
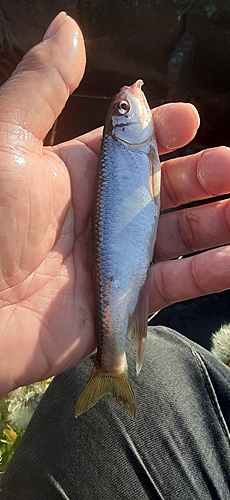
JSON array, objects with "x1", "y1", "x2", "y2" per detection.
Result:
[{"x1": 96, "y1": 136, "x2": 159, "y2": 346}]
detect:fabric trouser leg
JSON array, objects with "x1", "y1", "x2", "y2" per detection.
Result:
[{"x1": 1, "y1": 326, "x2": 230, "y2": 499}]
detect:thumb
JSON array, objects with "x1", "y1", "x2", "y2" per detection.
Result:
[{"x1": 0, "y1": 12, "x2": 86, "y2": 143}]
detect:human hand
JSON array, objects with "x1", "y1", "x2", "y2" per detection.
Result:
[
  {"x1": 0, "y1": 12, "x2": 229, "y2": 397},
  {"x1": 150, "y1": 139, "x2": 230, "y2": 313}
]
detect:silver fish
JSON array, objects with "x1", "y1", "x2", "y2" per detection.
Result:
[{"x1": 75, "y1": 80, "x2": 161, "y2": 418}]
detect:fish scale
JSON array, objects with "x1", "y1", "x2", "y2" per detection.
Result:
[{"x1": 75, "y1": 80, "x2": 161, "y2": 418}]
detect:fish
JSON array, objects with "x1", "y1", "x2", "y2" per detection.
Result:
[{"x1": 75, "y1": 80, "x2": 161, "y2": 418}]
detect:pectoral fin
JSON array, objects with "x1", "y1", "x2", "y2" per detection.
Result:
[{"x1": 148, "y1": 145, "x2": 161, "y2": 200}]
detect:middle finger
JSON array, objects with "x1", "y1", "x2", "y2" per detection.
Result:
[{"x1": 160, "y1": 146, "x2": 230, "y2": 211}]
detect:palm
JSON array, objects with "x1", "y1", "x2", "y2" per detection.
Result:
[{"x1": 0, "y1": 136, "x2": 100, "y2": 394}]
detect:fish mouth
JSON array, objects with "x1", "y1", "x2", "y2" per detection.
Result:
[
  {"x1": 120, "y1": 79, "x2": 144, "y2": 97},
  {"x1": 130, "y1": 79, "x2": 144, "y2": 96}
]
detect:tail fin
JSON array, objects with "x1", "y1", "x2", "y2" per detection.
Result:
[{"x1": 75, "y1": 363, "x2": 136, "y2": 418}]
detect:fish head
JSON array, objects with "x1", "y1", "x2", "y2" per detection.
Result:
[{"x1": 105, "y1": 80, "x2": 153, "y2": 148}]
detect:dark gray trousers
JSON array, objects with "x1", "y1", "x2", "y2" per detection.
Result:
[{"x1": 1, "y1": 326, "x2": 230, "y2": 499}]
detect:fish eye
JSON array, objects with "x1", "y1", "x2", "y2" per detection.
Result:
[{"x1": 117, "y1": 100, "x2": 130, "y2": 115}]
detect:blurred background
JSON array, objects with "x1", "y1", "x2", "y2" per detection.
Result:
[{"x1": 0, "y1": 0, "x2": 230, "y2": 348}]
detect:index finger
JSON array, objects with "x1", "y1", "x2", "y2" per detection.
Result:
[{"x1": 153, "y1": 102, "x2": 200, "y2": 155}]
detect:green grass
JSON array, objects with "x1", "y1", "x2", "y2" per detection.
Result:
[{"x1": 0, "y1": 380, "x2": 52, "y2": 475}]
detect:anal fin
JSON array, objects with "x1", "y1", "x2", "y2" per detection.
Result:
[{"x1": 128, "y1": 274, "x2": 149, "y2": 375}]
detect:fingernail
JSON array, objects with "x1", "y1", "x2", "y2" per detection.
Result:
[{"x1": 43, "y1": 11, "x2": 67, "y2": 41}]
